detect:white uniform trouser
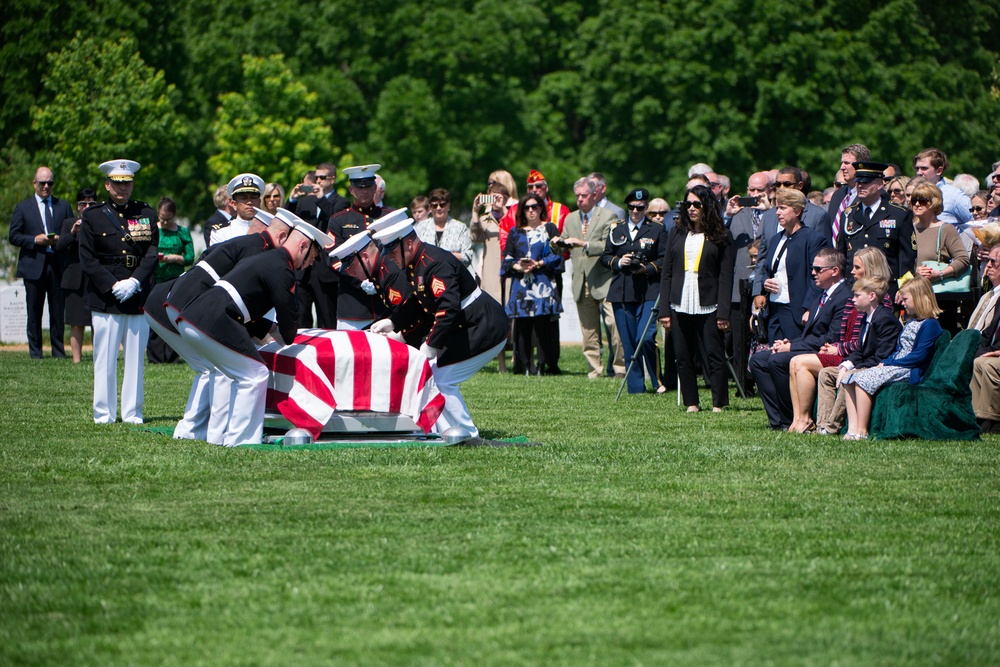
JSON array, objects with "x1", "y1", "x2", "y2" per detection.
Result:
[
  {"x1": 162, "y1": 305, "x2": 232, "y2": 443},
  {"x1": 431, "y1": 339, "x2": 506, "y2": 438},
  {"x1": 92, "y1": 312, "x2": 148, "y2": 424},
  {"x1": 177, "y1": 321, "x2": 269, "y2": 447},
  {"x1": 337, "y1": 318, "x2": 373, "y2": 331}
]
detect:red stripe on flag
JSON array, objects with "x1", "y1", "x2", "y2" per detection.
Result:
[
  {"x1": 416, "y1": 393, "x2": 445, "y2": 434},
  {"x1": 386, "y1": 339, "x2": 410, "y2": 413},
  {"x1": 349, "y1": 331, "x2": 373, "y2": 410},
  {"x1": 276, "y1": 397, "x2": 325, "y2": 439}
]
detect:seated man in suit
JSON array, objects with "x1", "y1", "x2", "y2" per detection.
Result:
[
  {"x1": 969, "y1": 245, "x2": 1000, "y2": 434},
  {"x1": 750, "y1": 247, "x2": 850, "y2": 430},
  {"x1": 816, "y1": 276, "x2": 902, "y2": 435}
]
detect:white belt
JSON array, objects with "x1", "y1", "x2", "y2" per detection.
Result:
[
  {"x1": 216, "y1": 280, "x2": 250, "y2": 321},
  {"x1": 197, "y1": 261, "x2": 221, "y2": 282},
  {"x1": 461, "y1": 287, "x2": 482, "y2": 309}
]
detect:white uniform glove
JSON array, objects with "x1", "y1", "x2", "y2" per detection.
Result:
[
  {"x1": 360, "y1": 279, "x2": 377, "y2": 295},
  {"x1": 112, "y1": 277, "x2": 140, "y2": 302},
  {"x1": 370, "y1": 319, "x2": 394, "y2": 334},
  {"x1": 420, "y1": 343, "x2": 440, "y2": 359}
]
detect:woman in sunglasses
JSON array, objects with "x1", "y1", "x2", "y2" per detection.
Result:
[
  {"x1": 911, "y1": 182, "x2": 969, "y2": 331},
  {"x1": 501, "y1": 193, "x2": 564, "y2": 375},
  {"x1": 970, "y1": 191, "x2": 990, "y2": 222},
  {"x1": 659, "y1": 185, "x2": 733, "y2": 410},
  {"x1": 413, "y1": 188, "x2": 473, "y2": 268},
  {"x1": 262, "y1": 183, "x2": 285, "y2": 216},
  {"x1": 601, "y1": 188, "x2": 668, "y2": 393},
  {"x1": 885, "y1": 176, "x2": 911, "y2": 208}
]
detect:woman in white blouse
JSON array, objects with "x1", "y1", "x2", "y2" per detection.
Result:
[
  {"x1": 413, "y1": 188, "x2": 473, "y2": 269},
  {"x1": 658, "y1": 184, "x2": 735, "y2": 412}
]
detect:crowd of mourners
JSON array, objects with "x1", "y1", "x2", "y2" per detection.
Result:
[{"x1": 10, "y1": 144, "x2": 1000, "y2": 442}]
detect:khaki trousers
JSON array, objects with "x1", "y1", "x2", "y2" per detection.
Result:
[
  {"x1": 815, "y1": 366, "x2": 861, "y2": 434},
  {"x1": 971, "y1": 356, "x2": 1000, "y2": 421},
  {"x1": 577, "y1": 279, "x2": 625, "y2": 377}
]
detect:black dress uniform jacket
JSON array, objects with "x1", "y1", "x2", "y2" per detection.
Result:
[
  {"x1": 600, "y1": 219, "x2": 667, "y2": 303},
  {"x1": 149, "y1": 231, "x2": 278, "y2": 332},
  {"x1": 202, "y1": 209, "x2": 232, "y2": 247},
  {"x1": 326, "y1": 204, "x2": 393, "y2": 320},
  {"x1": 178, "y1": 247, "x2": 299, "y2": 362},
  {"x1": 388, "y1": 242, "x2": 509, "y2": 367},
  {"x1": 375, "y1": 255, "x2": 431, "y2": 347},
  {"x1": 659, "y1": 225, "x2": 735, "y2": 321},
  {"x1": 837, "y1": 194, "x2": 916, "y2": 283},
  {"x1": 79, "y1": 199, "x2": 159, "y2": 314}
]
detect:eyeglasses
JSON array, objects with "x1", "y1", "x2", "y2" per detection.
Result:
[
  {"x1": 315, "y1": 174, "x2": 332, "y2": 180},
  {"x1": 526, "y1": 182, "x2": 547, "y2": 190},
  {"x1": 992, "y1": 174, "x2": 1000, "y2": 182},
  {"x1": 811, "y1": 265, "x2": 834, "y2": 273},
  {"x1": 36, "y1": 180, "x2": 54, "y2": 187},
  {"x1": 987, "y1": 258, "x2": 1000, "y2": 266},
  {"x1": 910, "y1": 197, "x2": 931, "y2": 206},
  {"x1": 774, "y1": 181, "x2": 797, "y2": 188},
  {"x1": 78, "y1": 200, "x2": 96, "y2": 208},
  {"x1": 523, "y1": 203, "x2": 542, "y2": 211},
  {"x1": 683, "y1": 201, "x2": 703, "y2": 209},
  {"x1": 889, "y1": 188, "x2": 905, "y2": 195},
  {"x1": 430, "y1": 202, "x2": 448, "y2": 208},
  {"x1": 627, "y1": 203, "x2": 647, "y2": 211},
  {"x1": 265, "y1": 193, "x2": 281, "y2": 199},
  {"x1": 646, "y1": 210, "x2": 667, "y2": 218},
  {"x1": 971, "y1": 206, "x2": 985, "y2": 213}
]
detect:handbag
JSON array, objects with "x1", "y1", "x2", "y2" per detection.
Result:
[{"x1": 922, "y1": 226, "x2": 971, "y2": 294}]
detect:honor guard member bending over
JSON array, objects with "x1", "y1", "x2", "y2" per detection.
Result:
[
  {"x1": 79, "y1": 159, "x2": 158, "y2": 424},
  {"x1": 369, "y1": 218, "x2": 511, "y2": 445},
  {"x1": 837, "y1": 161, "x2": 916, "y2": 289},
  {"x1": 176, "y1": 210, "x2": 332, "y2": 446},
  {"x1": 209, "y1": 173, "x2": 265, "y2": 246},
  {"x1": 327, "y1": 164, "x2": 392, "y2": 330},
  {"x1": 145, "y1": 208, "x2": 291, "y2": 443}
]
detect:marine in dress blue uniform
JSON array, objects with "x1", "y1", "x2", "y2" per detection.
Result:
[
  {"x1": 369, "y1": 219, "x2": 510, "y2": 442},
  {"x1": 176, "y1": 210, "x2": 332, "y2": 446},
  {"x1": 79, "y1": 159, "x2": 158, "y2": 424}
]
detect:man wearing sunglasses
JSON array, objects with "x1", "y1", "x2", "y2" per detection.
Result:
[
  {"x1": 838, "y1": 161, "x2": 916, "y2": 291},
  {"x1": 9, "y1": 165, "x2": 74, "y2": 359}
]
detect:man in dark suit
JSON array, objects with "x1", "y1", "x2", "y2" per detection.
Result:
[
  {"x1": 750, "y1": 247, "x2": 850, "y2": 430},
  {"x1": 201, "y1": 185, "x2": 234, "y2": 248},
  {"x1": 827, "y1": 143, "x2": 871, "y2": 247},
  {"x1": 8, "y1": 166, "x2": 73, "y2": 358},
  {"x1": 837, "y1": 161, "x2": 916, "y2": 288}
]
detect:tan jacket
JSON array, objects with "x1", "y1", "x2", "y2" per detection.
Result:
[{"x1": 562, "y1": 206, "x2": 618, "y2": 302}]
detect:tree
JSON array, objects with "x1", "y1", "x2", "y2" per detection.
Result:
[
  {"x1": 30, "y1": 32, "x2": 187, "y2": 205},
  {"x1": 207, "y1": 54, "x2": 335, "y2": 195}
]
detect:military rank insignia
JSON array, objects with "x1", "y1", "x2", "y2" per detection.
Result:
[
  {"x1": 388, "y1": 288, "x2": 402, "y2": 305},
  {"x1": 431, "y1": 276, "x2": 446, "y2": 298},
  {"x1": 128, "y1": 217, "x2": 153, "y2": 242}
]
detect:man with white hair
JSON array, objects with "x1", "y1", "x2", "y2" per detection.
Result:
[
  {"x1": 587, "y1": 171, "x2": 625, "y2": 221},
  {"x1": 953, "y1": 173, "x2": 981, "y2": 198},
  {"x1": 688, "y1": 163, "x2": 713, "y2": 178}
]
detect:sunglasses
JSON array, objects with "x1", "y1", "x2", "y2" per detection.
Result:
[
  {"x1": 774, "y1": 181, "x2": 797, "y2": 188},
  {"x1": 811, "y1": 265, "x2": 833, "y2": 273},
  {"x1": 988, "y1": 258, "x2": 1000, "y2": 267},
  {"x1": 889, "y1": 188, "x2": 905, "y2": 195},
  {"x1": 646, "y1": 210, "x2": 667, "y2": 218},
  {"x1": 36, "y1": 180, "x2": 54, "y2": 187},
  {"x1": 315, "y1": 174, "x2": 332, "y2": 180},
  {"x1": 971, "y1": 206, "x2": 985, "y2": 213},
  {"x1": 430, "y1": 202, "x2": 449, "y2": 208},
  {"x1": 526, "y1": 182, "x2": 547, "y2": 189},
  {"x1": 910, "y1": 197, "x2": 931, "y2": 206},
  {"x1": 77, "y1": 200, "x2": 96, "y2": 208},
  {"x1": 683, "y1": 201, "x2": 703, "y2": 209},
  {"x1": 627, "y1": 204, "x2": 646, "y2": 211},
  {"x1": 523, "y1": 203, "x2": 542, "y2": 211}
]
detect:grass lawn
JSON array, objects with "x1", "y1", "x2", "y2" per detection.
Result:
[{"x1": 1, "y1": 347, "x2": 998, "y2": 665}]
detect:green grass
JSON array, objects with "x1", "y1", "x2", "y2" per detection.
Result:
[{"x1": 1, "y1": 348, "x2": 999, "y2": 665}]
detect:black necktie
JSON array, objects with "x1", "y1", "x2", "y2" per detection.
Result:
[{"x1": 44, "y1": 197, "x2": 53, "y2": 233}]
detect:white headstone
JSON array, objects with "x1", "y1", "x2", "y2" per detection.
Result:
[{"x1": 1, "y1": 283, "x2": 49, "y2": 344}]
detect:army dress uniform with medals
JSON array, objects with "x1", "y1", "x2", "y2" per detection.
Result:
[
  {"x1": 371, "y1": 220, "x2": 510, "y2": 438},
  {"x1": 838, "y1": 196, "x2": 916, "y2": 291},
  {"x1": 176, "y1": 212, "x2": 333, "y2": 447},
  {"x1": 79, "y1": 160, "x2": 158, "y2": 424},
  {"x1": 145, "y1": 210, "x2": 279, "y2": 443}
]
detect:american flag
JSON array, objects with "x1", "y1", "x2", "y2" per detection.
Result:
[{"x1": 260, "y1": 329, "x2": 445, "y2": 439}]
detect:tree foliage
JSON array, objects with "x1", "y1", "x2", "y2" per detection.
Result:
[
  {"x1": 207, "y1": 54, "x2": 335, "y2": 193},
  {"x1": 30, "y1": 32, "x2": 186, "y2": 204},
  {"x1": 1, "y1": 0, "x2": 997, "y2": 231}
]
